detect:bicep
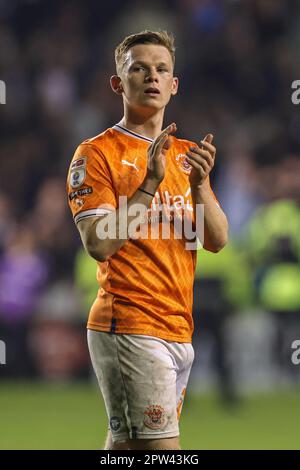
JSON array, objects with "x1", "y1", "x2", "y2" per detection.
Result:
[
  {"x1": 77, "y1": 216, "x2": 106, "y2": 260},
  {"x1": 77, "y1": 216, "x2": 99, "y2": 244}
]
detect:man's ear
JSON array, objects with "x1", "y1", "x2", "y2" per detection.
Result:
[
  {"x1": 171, "y1": 76, "x2": 179, "y2": 96},
  {"x1": 110, "y1": 75, "x2": 123, "y2": 95}
]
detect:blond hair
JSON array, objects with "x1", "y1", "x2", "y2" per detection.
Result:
[{"x1": 115, "y1": 30, "x2": 175, "y2": 75}]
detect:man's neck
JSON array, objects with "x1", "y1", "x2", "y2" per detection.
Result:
[{"x1": 119, "y1": 109, "x2": 164, "y2": 140}]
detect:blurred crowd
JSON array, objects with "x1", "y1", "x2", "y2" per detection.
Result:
[{"x1": 0, "y1": 0, "x2": 300, "y2": 384}]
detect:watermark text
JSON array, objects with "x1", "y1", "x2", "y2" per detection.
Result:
[
  {"x1": 95, "y1": 196, "x2": 204, "y2": 250},
  {"x1": 0, "y1": 80, "x2": 6, "y2": 104},
  {"x1": 291, "y1": 340, "x2": 300, "y2": 365},
  {"x1": 291, "y1": 80, "x2": 300, "y2": 105},
  {"x1": 0, "y1": 340, "x2": 6, "y2": 365}
]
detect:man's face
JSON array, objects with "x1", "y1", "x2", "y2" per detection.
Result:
[{"x1": 118, "y1": 44, "x2": 178, "y2": 111}]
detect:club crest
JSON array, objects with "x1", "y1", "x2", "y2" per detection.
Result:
[
  {"x1": 175, "y1": 154, "x2": 192, "y2": 174},
  {"x1": 143, "y1": 404, "x2": 166, "y2": 430}
]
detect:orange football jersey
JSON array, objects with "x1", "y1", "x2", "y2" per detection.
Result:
[{"x1": 67, "y1": 125, "x2": 216, "y2": 343}]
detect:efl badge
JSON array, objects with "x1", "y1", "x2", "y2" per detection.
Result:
[
  {"x1": 69, "y1": 157, "x2": 86, "y2": 188},
  {"x1": 143, "y1": 405, "x2": 166, "y2": 430},
  {"x1": 110, "y1": 416, "x2": 121, "y2": 432},
  {"x1": 175, "y1": 154, "x2": 192, "y2": 174}
]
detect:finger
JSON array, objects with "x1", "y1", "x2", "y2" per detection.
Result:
[
  {"x1": 150, "y1": 123, "x2": 177, "y2": 157},
  {"x1": 186, "y1": 157, "x2": 207, "y2": 178},
  {"x1": 186, "y1": 154, "x2": 209, "y2": 173},
  {"x1": 155, "y1": 123, "x2": 177, "y2": 143},
  {"x1": 189, "y1": 147, "x2": 212, "y2": 161},
  {"x1": 187, "y1": 148, "x2": 214, "y2": 168},
  {"x1": 152, "y1": 123, "x2": 177, "y2": 157},
  {"x1": 153, "y1": 133, "x2": 170, "y2": 159},
  {"x1": 203, "y1": 133, "x2": 213, "y2": 144},
  {"x1": 150, "y1": 131, "x2": 167, "y2": 156},
  {"x1": 199, "y1": 140, "x2": 216, "y2": 158},
  {"x1": 162, "y1": 136, "x2": 172, "y2": 151},
  {"x1": 162, "y1": 122, "x2": 177, "y2": 136}
]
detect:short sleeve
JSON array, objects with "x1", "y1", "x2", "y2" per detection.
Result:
[{"x1": 66, "y1": 143, "x2": 117, "y2": 225}]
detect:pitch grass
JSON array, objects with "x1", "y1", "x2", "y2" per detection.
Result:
[{"x1": 0, "y1": 382, "x2": 299, "y2": 450}]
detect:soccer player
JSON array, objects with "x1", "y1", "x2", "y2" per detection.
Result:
[{"x1": 67, "y1": 30, "x2": 228, "y2": 450}]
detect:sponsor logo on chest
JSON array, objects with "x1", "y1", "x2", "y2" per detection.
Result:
[{"x1": 151, "y1": 188, "x2": 193, "y2": 212}]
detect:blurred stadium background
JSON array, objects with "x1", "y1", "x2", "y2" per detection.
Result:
[{"x1": 0, "y1": 0, "x2": 300, "y2": 450}]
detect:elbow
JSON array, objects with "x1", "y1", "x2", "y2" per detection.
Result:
[
  {"x1": 78, "y1": 217, "x2": 111, "y2": 262},
  {"x1": 213, "y1": 233, "x2": 228, "y2": 252},
  {"x1": 204, "y1": 219, "x2": 229, "y2": 253},
  {"x1": 204, "y1": 234, "x2": 228, "y2": 253},
  {"x1": 90, "y1": 250, "x2": 108, "y2": 262},
  {"x1": 201, "y1": 212, "x2": 229, "y2": 254},
  {"x1": 208, "y1": 241, "x2": 227, "y2": 253},
  {"x1": 85, "y1": 240, "x2": 108, "y2": 263}
]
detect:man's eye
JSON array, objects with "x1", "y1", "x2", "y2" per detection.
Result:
[
  {"x1": 158, "y1": 68, "x2": 168, "y2": 72},
  {"x1": 133, "y1": 66, "x2": 144, "y2": 71}
]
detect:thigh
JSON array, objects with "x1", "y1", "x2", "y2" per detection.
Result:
[
  {"x1": 115, "y1": 334, "x2": 180, "y2": 441},
  {"x1": 173, "y1": 342, "x2": 194, "y2": 420},
  {"x1": 87, "y1": 329, "x2": 130, "y2": 443},
  {"x1": 87, "y1": 330, "x2": 180, "y2": 443}
]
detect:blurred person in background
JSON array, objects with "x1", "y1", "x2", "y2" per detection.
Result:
[
  {"x1": 24, "y1": 177, "x2": 87, "y2": 380},
  {"x1": 29, "y1": 176, "x2": 77, "y2": 280},
  {"x1": 242, "y1": 157, "x2": 300, "y2": 382},
  {"x1": 0, "y1": 193, "x2": 16, "y2": 252},
  {"x1": 0, "y1": 222, "x2": 49, "y2": 377},
  {"x1": 194, "y1": 241, "x2": 253, "y2": 406},
  {"x1": 66, "y1": 30, "x2": 228, "y2": 450}
]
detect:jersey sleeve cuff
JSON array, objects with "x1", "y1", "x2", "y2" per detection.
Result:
[{"x1": 74, "y1": 208, "x2": 113, "y2": 225}]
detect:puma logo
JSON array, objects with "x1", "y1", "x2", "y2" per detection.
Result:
[{"x1": 121, "y1": 157, "x2": 139, "y2": 171}]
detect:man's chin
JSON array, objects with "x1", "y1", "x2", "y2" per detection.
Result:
[
  {"x1": 127, "y1": 100, "x2": 166, "y2": 115},
  {"x1": 139, "y1": 98, "x2": 165, "y2": 110}
]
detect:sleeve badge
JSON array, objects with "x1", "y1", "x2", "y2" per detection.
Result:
[{"x1": 69, "y1": 157, "x2": 87, "y2": 188}]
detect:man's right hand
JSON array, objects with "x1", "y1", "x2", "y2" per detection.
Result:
[
  {"x1": 77, "y1": 123, "x2": 178, "y2": 262},
  {"x1": 144, "y1": 123, "x2": 177, "y2": 188}
]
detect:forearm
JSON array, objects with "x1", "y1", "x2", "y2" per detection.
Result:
[
  {"x1": 85, "y1": 178, "x2": 158, "y2": 261},
  {"x1": 191, "y1": 181, "x2": 228, "y2": 253}
]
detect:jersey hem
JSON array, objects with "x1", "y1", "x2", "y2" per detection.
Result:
[{"x1": 87, "y1": 323, "x2": 192, "y2": 344}]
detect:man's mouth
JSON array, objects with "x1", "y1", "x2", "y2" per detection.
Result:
[{"x1": 144, "y1": 87, "x2": 160, "y2": 94}]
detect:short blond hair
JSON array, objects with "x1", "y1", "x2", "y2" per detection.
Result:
[{"x1": 115, "y1": 30, "x2": 176, "y2": 75}]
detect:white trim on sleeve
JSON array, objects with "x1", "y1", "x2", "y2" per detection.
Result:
[{"x1": 74, "y1": 208, "x2": 113, "y2": 225}]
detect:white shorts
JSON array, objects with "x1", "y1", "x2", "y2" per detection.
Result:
[{"x1": 87, "y1": 330, "x2": 194, "y2": 443}]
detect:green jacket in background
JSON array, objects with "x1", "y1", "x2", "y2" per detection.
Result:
[
  {"x1": 195, "y1": 242, "x2": 253, "y2": 311},
  {"x1": 242, "y1": 199, "x2": 300, "y2": 312},
  {"x1": 74, "y1": 248, "x2": 98, "y2": 316}
]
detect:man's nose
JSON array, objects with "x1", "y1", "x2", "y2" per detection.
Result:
[{"x1": 145, "y1": 68, "x2": 159, "y2": 82}]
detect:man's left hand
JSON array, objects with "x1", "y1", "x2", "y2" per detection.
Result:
[{"x1": 186, "y1": 134, "x2": 216, "y2": 189}]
